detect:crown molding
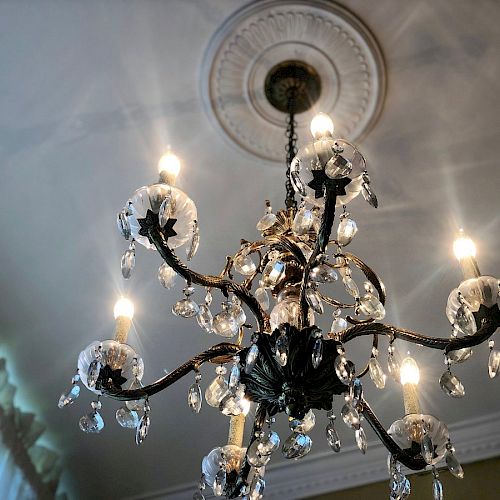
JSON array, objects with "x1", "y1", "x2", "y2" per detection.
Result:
[{"x1": 127, "y1": 411, "x2": 500, "y2": 500}]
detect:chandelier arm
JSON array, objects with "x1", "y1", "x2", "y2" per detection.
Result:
[
  {"x1": 103, "y1": 342, "x2": 241, "y2": 401},
  {"x1": 360, "y1": 399, "x2": 427, "y2": 470},
  {"x1": 148, "y1": 226, "x2": 267, "y2": 333}
]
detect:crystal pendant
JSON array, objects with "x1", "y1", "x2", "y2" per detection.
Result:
[
  {"x1": 116, "y1": 406, "x2": 140, "y2": 428},
  {"x1": 261, "y1": 259, "x2": 286, "y2": 288},
  {"x1": 312, "y1": 338, "x2": 323, "y2": 368},
  {"x1": 248, "y1": 475, "x2": 265, "y2": 500},
  {"x1": 387, "y1": 353, "x2": 400, "y2": 382},
  {"x1": 310, "y1": 264, "x2": 338, "y2": 283},
  {"x1": 334, "y1": 356, "x2": 352, "y2": 385},
  {"x1": 290, "y1": 409, "x2": 316, "y2": 433},
  {"x1": 212, "y1": 310, "x2": 239, "y2": 338},
  {"x1": 351, "y1": 378, "x2": 363, "y2": 405},
  {"x1": 447, "y1": 347, "x2": 473, "y2": 364},
  {"x1": 439, "y1": 370, "x2": 465, "y2": 398},
  {"x1": 172, "y1": 298, "x2": 200, "y2": 318},
  {"x1": 325, "y1": 422, "x2": 341, "y2": 452},
  {"x1": 337, "y1": 217, "x2": 358, "y2": 246},
  {"x1": 117, "y1": 209, "x2": 131, "y2": 240},
  {"x1": 247, "y1": 439, "x2": 271, "y2": 467},
  {"x1": 58, "y1": 384, "x2": 80, "y2": 408},
  {"x1": 213, "y1": 468, "x2": 227, "y2": 496},
  {"x1": 421, "y1": 433, "x2": 434, "y2": 464},
  {"x1": 305, "y1": 287, "x2": 323, "y2": 314},
  {"x1": 87, "y1": 359, "x2": 101, "y2": 388},
  {"x1": 341, "y1": 403, "x2": 360, "y2": 429},
  {"x1": 158, "y1": 190, "x2": 174, "y2": 228},
  {"x1": 325, "y1": 154, "x2": 352, "y2": 179},
  {"x1": 158, "y1": 263, "x2": 176, "y2": 289},
  {"x1": 275, "y1": 333, "x2": 289, "y2": 366},
  {"x1": 245, "y1": 344, "x2": 259, "y2": 374},
  {"x1": 188, "y1": 383, "x2": 202, "y2": 413},
  {"x1": 361, "y1": 181, "x2": 378, "y2": 208},
  {"x1": 255, "y1": 287, "x2": 270, "y2": 311},
  {"x1": 446, "y1": 450, "x2": 464, "y2": 478},
  {"x1": 229, "y1": 363, "x2": 240, "y2": 391},
  {"x1": 234, "y1": 253, "x2": 257, "y2": 276},
  {"x1": 219, "y1": 388, "x2": 246, "y2": 416},
  {"x1": 230, "y1": 300, "x2": 246, "y2": 327},
  {"x1": 343, "y1": 275, "x2": 360, "y2": 298},
  {"x1": 135, "y1": 414, "x2": 151, "y2": 445},
  {"x1": 369, "y1": 357, "x2": 387, "y2": 389},
  {"x1": 258, "y1": 430, "x2": 280, "y2": 455},
  {"x1": 256, "y1": 213, "x2": 277, "y2": 231},
  {"x1": 454, "y1": 305, "x2": 476, "y2": 335},
  {"x1": 488, "y1": 349, "x2": 500, "y2": 378},
  {"x1": 390, "y1": 471, "x2": 410, "y2": 500},
  {"x1": 359, "y1": 293, "x2": 386, "y2": 320},
  {"x1": 355, "y1": 427, "x2": 367, "y2": 454},
  {"x1": 79, "y1": 411, "x2": 104, "y2": 433},
  {"x1": 121, "y1": 244, "x2": 136, "y2": 279},
  {"x1": 432, "y1": 478, "x2": 443, "y2": 500},
  {"x1": 331, "y1": 316, "x2": 348, "y2": 334},
  {"x1": 125, "y1": 379, "x2": 144, "y2": 411},
  {"x1": 197, "y1": 304, "x2": 213, "y2": 333},
  {"x1": 292, "y1": 207, "x2": 315, "y2": 236},
  {"x1": 282, "y1": 432, "x2": 312, "y2": 460},
  {"x1": 205, "y1": 376, "x2": 229, "y2": 408},
  {"x1": 186, "y1": 220, "x2": 200, "y2": 261}
]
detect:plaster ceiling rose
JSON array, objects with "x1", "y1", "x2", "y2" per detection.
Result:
[{"x1": 201, "y1": 0, "x2": 386, "y2": 161}]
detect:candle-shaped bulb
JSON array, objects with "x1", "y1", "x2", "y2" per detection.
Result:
[
  {"x1": 241, "y1": 397, "x2": 251, "y2": 416},
  {"x1": 400, "y1": 356, "x2": 420, "y2": 386},
  {"x1": 310, "y1": 112, "x2": 334, "y2": 139},
  {"x1": 158, "y1": 149, "x2": 181, "y2": 184},
  {"x1": 113, "y1": 297, "x2": 134, "y2": 320},
  {"x1": 453, "y1": 230, "x2": 480, "y2": 280}
]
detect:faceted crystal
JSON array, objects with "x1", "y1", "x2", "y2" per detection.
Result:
[
  {"x1": 258, "y1": 430, "x2": 280, "y2": 455},
  {"x1": 186, "y1": 220, "x2": 200, "y2": 261},
  {"x1": 117, "y1": 209, "x2": 131, "y2": 240},
  {"x1": 247, "y1": 439, "x2": 271, "y2": 467},
  {"x1": 335, "y1": 356, "x2": 353, "y2": 385},
  {"x1": 310, "y1": 264, "x2": 338, "y2": 284},
  {"x1": 305, "y1": 288, "x2": 324, "y2": 314},
  {"x1": 421, "y1": 433, "x2": 434, "y2": 464},
  {"x1": 326, "y1": 422, "x2": 341, "y2": 452},
  {"x1": 439, "y1": 370, "x2": 465, "y2": 397},
  {"x1": 234, "y1": 253, "x2": 257, "y2": 276},
  {"x1": 219, "y1": 389, "x2": 246, "y2": 416},
  {"x1": 343, "y1": 276, "x2": 360, "y2": 298},
  {"x1": 351, "y1": 378, "x2": 363, "y2": 405},
  {"x1": 488, "y1": 349, "x2": 500, "y2": 378},
  {"x1": 172, "y1": 298, "x2": 200, "y2": 318},
  {"x1": 197, "y1": 305, "x2": 213, "y2": 333},
  {"x1": 212, "y1": 311, "x2": 239, "y2": 338},
  {"x1": 58, "y1": 384, "x2": 80, "y2": 408},
  {"x1": 79, "y1": 411, "x2": 104, "y2": 433},
  {"x1": 121, "y1": 247, "x2": 135, "y2": 279},
  {"x1": 255, "y1": 287, "x2": 270, "y2": 311},
  {"x1": 355, "y1": 427, "x2": 367, "y2": 454},
  {"x1": 230, "y1": 303, "x2": 246, "y2": 327},
  {"x1": 325, "y1": 154, "x2": 352, "y2": 179},
  {"x1": 229, "y1": 363, "x2": 241, "y2": 391},
  {"x1": 447, "y1": 347, "x2": 473, "y2": 364},
  {"x1": 369, "y1": 357, "x2": 387, "y2": 389},
  {"x1": 245, "y1": 344, "x2": 259, "y2": 374},
  {"x1": 312, "y1": 338, "x2": 323, "y2": 368},
  {"x1": 125, "y1": 379, "x2": 144, "y2": 411},
  {"x1": 341, "y1": 403, "x2": 360, "y2": 429},
  {"x1": 188, "y1": 383, "x2": 202, "y2": 413},
  {"x1": 387, "y1": 353, "x2": 401, "y2": 382},
  {"x1": 331, "y1": 316, "x2": 348, "y2": 334},
  {"x1": 454, "y1": 305, "x2": 476, "y2": 335},
  {"x1": 292, "y1": 207, "x2": 315, "y2": 236},
  {"x1": 361, "y1": 181, "x2": 378, "y2": 208},
  {"x1": 359, "y1": 293, "x2": 386, "y2": 320},
  {"x1": 261, "y1": 260, "x2": 286, "y2": 287},
  {"x1": 213, "y1": 468, "x2": 226, "y2": 496},
  {"x1": 290, "y1": 409, "x2": 316, "y2": 433},
  {"x1": 136, "y1": 414, "x2": 150, "y2": 445},
  {"x1": 158, "y1": 263, "x2": 176, "y2": 289},
  {"x1": 275, "y1": 333, "x2": 289, "y2": 366},
  {"x1": 256, "y1": 213, "x2": 277, "y2": 231},
  {"x1": 432, "y1": 478, "x2": 443, "y2": 500},
  {"x1": 116, "y1": 406, "x2": 140, "y2": 428},
  {"x1": 205, "y1": 376, "x2": 229, "y2": 407},
  {"x1": 248, "y1": 475, "x2": 265, "y2": 500},
  {"x1": 158, "y1": 190, "x2": 174, "y2": 228},
  {"x1": 87, "y1": 359, "x2": 101, "y2": 388},
  {"x1": 282, "y1": 432, "x2": 312, "y2": 460},
  {"x1": 337, "y1": 217, "x2": 358, "y2": 246},
  {"x1": 446, "y1": 451, "x2": 464, "y2": 479}
]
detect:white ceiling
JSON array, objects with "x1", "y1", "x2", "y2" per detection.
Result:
[{"x1": 0, "y1": 1, "x2": 499, "y2": 499}]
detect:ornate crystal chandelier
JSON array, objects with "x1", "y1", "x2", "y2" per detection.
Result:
[{"x1": 58, "y1": 59, "x2": 500, "y2": 500}]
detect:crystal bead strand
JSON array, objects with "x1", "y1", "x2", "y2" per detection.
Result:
[
  {"x1": 325, "y1": 410, "x2": 341, "y2": 452},
  {"x1": 136, "y1": 399, "x2": 151, "y2": 445},
  {"x1": 57, "y1": 369, "x2": 81, "y2": 408},
  {"x1": 188, "y1": 370, "x2": 203, "y2": 413},
  {"x1": 79, "y1": 397, "x2": 104, "y2": 434}
]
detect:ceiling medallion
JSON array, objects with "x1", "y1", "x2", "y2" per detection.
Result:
[{"x1": 201, "y1": 0, "x2": 386, "y2": 161}]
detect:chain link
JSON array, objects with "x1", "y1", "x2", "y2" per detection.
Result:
[{"x1": 285, "y1": 91, "x2": 298, "y2": 210}]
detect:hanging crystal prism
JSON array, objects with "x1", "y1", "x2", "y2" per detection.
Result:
[
  {"x1": 158, "y1": 188, "x2": 174, "y2": 228},
  {"x1": 275, "y1": 332, "x2": 289, "y2": 367},
  {"x1": 245, "y1": 337, "x2": 260, "y2": 374},
  {"x1": 310, "y1": 263, "x2": 338, "y2": 283},
  {"x1": 58, "y1": 371, "x2": 81, "y2": 408},
  {"x1": 361, "y1": 174, "x2": 378, "y2": 208},
  {"x1": 341, "y1": 403, "x2": 360, "y2": 429},
  {"x1": 305, "y1": 286, "x2": 324, "y2": 314},
  {"x1": 289, "y1": 409, "x2": 316, "y2": 433},
  {"x1": 432, "y1": 469, "x2": 443, "y2": 500},
  {"x1": 439, "y1": 368, "x2": 465, "y2": 398},
  {"x1": 121, "y1": 241, "x2": 136, "y2": 280},
  {"x1": 292, "y1": 204, "x2": 315, "y2": 236},
  {"x1": 197, "y1": 304, "x2": 213, "y2": 333},
  {"x1": 355, "y1": 427, "x2": 367, "y2": 454},
  {"x1": 79, "y1": 410, "x2": 105, "y2": 434},
  {"x1": 350, "y1": 378, "x2": 363, "y2": 405},
  {"x1": 255, "y1": 286, "x2": 270, "y2": 311},
  {"x1": 282, "y1": 432, "x2": 312, "y2": 459},
  {"x1": 453, "y1": 303, "x2": 476, "y2": 335},
  {"x1": 421, "y1": 430, "x2": 434, "y2": 464},
  {"x1": 331, "y1": 310, "x2": 348, "y2": 334},
  {"x1": 117, "y1": 207, "x2": 131, "y2": 240},
  {"x1": 186, "y1": 220, "x2": 200, "y2": 261},
  {"x1": 158, "y1": 262, "x2": 177, "y2": 289},
  {"x1": 136, "y1": 401, "x2": 151, "y2": 445},
  {"x1": 325, "y1": 412, "x2": 341, "y2": 452},
  {"x1": 261, "y1": 259, "x2": 286, "y2": 288},
  {"x1": 334, "y1": 352, "x2": 353, "y2": 385},
  {"x1": 369, "y1": 351, "x2": 386, "y2": 389},
  {"x1": 256, "y1": 201, "x2": 277, "y2": 231},
  {"x1": 312, "y1": 336, "x2": 323, "y2": 369},
  {"x1": 172, "y1": 286, "x2": 200, "y2": 318},
  {"x1": 234, "y1": 249, "x2": 257, "y2": 276},
  {"x1": 258, "y1": 430, "x2": 281, "y2": 455},
  {"x1": 229, "y1": 358, "x2": 241, "y2": 391},
  {"x1": 445, "y1": 442, "x2": 464, "y2": 479},
  {"x1": 387, "y1": 344, "x2": 401, "y2": 382},
  {"x1": 116, "y1": 406, "x2": 140, "y2": 428},
  {"x1": 212, "y1": 302, "x2": 239, "y2": 338},
  {"x1": 188, "y1": 372, "x2": 203, "y2": 413},
  {"x1": 126, "y1": 378, "x2": 144, "y2": 411},
  {"x1": 488, "y1": 340, "x2": 500, "y2": 378},
  {"x1": 247, "y1": 436, "x2": 272, "y2": 467},
  {"x1": 247, "y1": 474, "x2": 265, "y2": 500},
  {"x1": 337, "y1": 213, "x2": 358, "y2": 246},
  {"x1": 343, "y1": 275, "x2": 360, "y2": 298},
  {"x1": 230, "y1": 296, "x2": 246, "y2": 327},
  {"x1": 205, "y1": 370, "x2": 229, "y2": 408}
]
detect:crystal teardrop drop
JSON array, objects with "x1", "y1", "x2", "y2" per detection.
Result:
[
  {"x1": 488, "y1": 349, "x2": 500, "y2": 378},
  {"x1": 312, "y1": 338, "x2": 323, "y2": 368},
  {"x1": 275, "y1": 333, "x2": 289, "y2": 366},
  {"x1": 351, "y1": 378, "x2": 363, "y2": 404},
  {"x1": 247, "y1": 439, "x2": 271, "y2": 467},
  {"x1": 355, "y1": 427, "x2": 367, "y2": 454},
  {"x1": 369, "y1": 357, "x2": 387, "y2": 389},
  {"x1": 447, "y1": 347, "x2": 473, "y2": 364},
  {"x1": 325, "y1": 422, "x2": 341, "y2": 452},
  {"x1": 334, "y1": 356, "x2": 352, "y2": 385},
  {"x1": 87, "y1": 359, "x2": 101, "y2": 388},
  {"x1": 343, "y1": 275, "x2": 360, "y2": 298},
  {"x1": 256, "y1": 213, "x2": 277, "y2": 231},
  {"x1": 58, "y1": 384, "x2": 80, "y2": 408},
  {"x1": 158, "y1": 191, "x2": 174, "y2": 228},
  {"x1": 292, "y1": 207, "x2": 315, "y2": 236},
  {"x1": 310, "y1": 264, "x2": 338, "y2": 283},
  {"x1": 212, "y1": 311, "x2": 239, "y2": 338},
  {"x1": 172, "y1": 298, "x2": 200, "y2": 318},
  {"x1": 387, "y1": 353, "x2": 401, "y2": 382},
  {"x1": 233, "y1": 253, "x2": 257, "y2": 276},
  {"x1": 115, "y1": 406, "x2": 140, "y2": 428},
  {"x1": 341, "y1": 403, "x2": 360, "y2": 429},
  {"x1": 125, "y1": 379, "x2": 144, "y2": 411},
  {"x1": 229, "y1": 363, "x2": 240, "y2": 391},
  {"x1": 121, "y1": 247, "x2": 135, "y2": 279},
  {"x1": 258, "y1": 430, "x2": 281, "y2": 455},
  {"x1": 331, "y1": 316, "x2": 348, "y2": 334},
  {"x1": 325, "y1": 154, "x2": 352, "y2": 179},
  {"x1": 255, "y1": 287, "x2": 270, "y2": 311},
  {"x1": 188, "y1": 383, "x2": 202, "y2": 413},
  {"x1": 186, "y1": 221, "x2": 200, "y2": 261},
  {"x1": 158, "y1": 262, "x2": 176, "y2": 289},
  {"x1": 135, "y1": 414, "x2": 151, "y2": 445},
  {"x1": 261, "y1": 259, "x2": 286, "y2": 287},
  {"x1": 282, "y1": 432, "x2": 312, "y2": 460},
  {"x1": 305, "y1": 288, "x2": 324, "y2": 314},
  {"x1": 248, "y1": 475, "x2": 265, "y2": 500},
  {"x1": 79, "y1": 411, "x2": 105, "y2": 434},
  {"x1": 205, "y1": 376, "x2": 229, "y2": 408},
  {"x1": 337, "y1": 217, "x2": 358, "y2": 246},
  {"x1": 197, "y1": 304, "x2": 213, "y2": 333},
  {"x1": 361, "y1": 182, "x2": 378, "y2": 208},
  {"x1": 439, "y1": 370, "x2": 465, "y2": 398},
  {"x1": 432, "y1": 478, "x2": 443, "y2": 500},
  {"x1": 454, "y1": 305, "x2": 477, "y2": 335},
  {"x1": 421, "y1": 433, "x2": 434, "y2": 464},
  {"x1": 117, "y1": 209, "x2": 131, "y2": 240},
  {"x1": 290, "y1": 409, "x2": 316, "y2": 433},
  {"x1": 245, "y1": 344, "x2": 259, "y2": 374}
]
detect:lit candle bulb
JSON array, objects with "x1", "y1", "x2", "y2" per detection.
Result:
[
  {"x1": 158, "y1": 149, "x2": 181, "y2": 185},
  {"x1": 310, "y1": 112, "x2": 334, "y2": 139},
  {"x1": 400, "y1": 356, "x2": 421, "y2": 415},
  {"x1": 453, "y1": 230, "x2": 480, "y2": 280},
  {"x1": 113, "y1": 297, "x2": 134, "y2": 344},
  {"x1": 227, "y1": 398, "x2": 250, "y2": 447}
]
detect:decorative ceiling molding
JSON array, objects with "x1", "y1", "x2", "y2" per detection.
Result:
[
  {"x1": 128, "y1": 410, "x2": 500, "y2": 500},
  {"x1": 201, "y1": 0, "x2": 386, "y2": 162}
]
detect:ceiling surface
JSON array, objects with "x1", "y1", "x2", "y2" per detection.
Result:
[{"x1": 1, "y1": 1, "x2": 500, "y2": 499}]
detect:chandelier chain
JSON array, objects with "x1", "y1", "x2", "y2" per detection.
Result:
[{"x1": 285, "y1": 92, "x2": 298, "y2": 210}]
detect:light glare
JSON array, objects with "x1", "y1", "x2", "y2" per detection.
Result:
[
  {"x1": 114, "y1": 297, "x2": 135, "y2": 320},
  {"x1": 400, "y1": 357, "x2": 420, "y2": 386},
  {"x1": 310, "y1": 112, "x2": 334, "y2": 139},
  {"x1": 158, "y1": 151, "x2": 181, "y2": 178},
  {"x1": 453, "y1": 234, "x2": 476, "y2": 260}
]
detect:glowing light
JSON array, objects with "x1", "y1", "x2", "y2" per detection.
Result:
[
  {"x1": 453, "y1": 231, "x2": 476, "y2": 260},
  {"x1": 310, "y1": 112, "x2": 334, "y2": 139},
  {"x1": 158, "y1": 150, "x2": 181, "y2": 179},
  {"x1": 242, "y1": 397, "x2": 251, "y2": 416},
  {"x1": 400, "y1": 356, "x2": 420, "y2": 386},
  {"x1": 114, "y1": 297, "x2": 134, "y2": 320}
]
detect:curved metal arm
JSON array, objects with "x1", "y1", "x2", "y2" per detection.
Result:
[
  {"x1": 360, "y1": 399, "x2": 427, "y2": 470},
  {"x1": 103, "y1": 343, "x2": 241, "y2": 401},
  {"x1": 149, "y1": 226, "x2": 267, "y2": 333}
]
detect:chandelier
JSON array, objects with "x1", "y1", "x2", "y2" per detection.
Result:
[{"x1": 57, "y1": 57, "x2": 500, "y2": 500}]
